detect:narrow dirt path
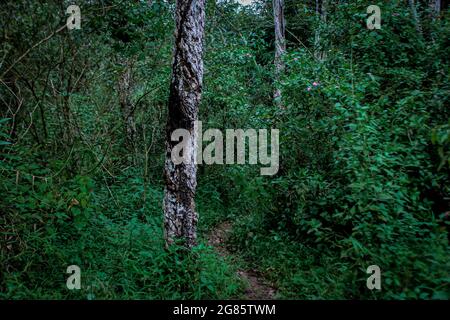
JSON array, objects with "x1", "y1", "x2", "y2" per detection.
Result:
[{"x1": 207, "y1": 221, "x2": 276, "y2": 300}]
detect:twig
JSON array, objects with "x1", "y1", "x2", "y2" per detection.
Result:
[{"x1": 1, "y1": 24, "x2": 67, "y2": 79}]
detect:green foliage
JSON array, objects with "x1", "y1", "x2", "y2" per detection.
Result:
[
  {"x1": 0, "y1": 0, "x2": 449, "y2": 300},
  {"x1": 202, "y1": 0, "x2": 449, "y2": 300},
  {"x1": 0, "y1": 156, "x2": 243, "y2": 299},
  {"x1": 432, "y1": 122, "x2": 450, "y2": 170}
]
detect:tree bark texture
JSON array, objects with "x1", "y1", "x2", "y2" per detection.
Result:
[
  {"x1": 314, "y1": 0, "x2": 327, "y2": 61},
  {"x1": 163, "y1": 0, "x2": 206, "y2": 248},
  {"x1": 273, "y1": 0, "x2": 286, "y2": 108},
  {"x1": 409, "y1": 0, "x2": 424, "y2": 35},
  {"x1": 429, "y1": 0, "x2": 441, "y2": 20}
]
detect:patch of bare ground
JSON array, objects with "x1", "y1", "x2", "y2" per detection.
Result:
[{"x1": 207, "y1": 221, "x2": 276, "y2": 300}]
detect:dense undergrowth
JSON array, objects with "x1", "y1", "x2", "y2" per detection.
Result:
[
  {"x1": 0, "y1": 163, "x2": 244, "y2": 299},
  {"x1": 1, "y1": 0, "x2": 449, "y2": 299}
]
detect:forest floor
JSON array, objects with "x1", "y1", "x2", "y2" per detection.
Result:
[{"x1": 207, "y1": 221, "x2": 277, "y2": 300}]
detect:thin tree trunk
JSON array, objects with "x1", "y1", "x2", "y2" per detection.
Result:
[
  {"x1": 429, "y1": 0, "x2": 441, "y2": 21},
  {"x1": 163, "y1": 0, "x2": 206, "y2": 248},
  {"x1": 429, "y1": 0, "x2": 441, "y2": 18},
  {"x1": 314, "y1": 0, "x2": 327, "y2": 61},
  {"x1": 409, "y1": 0, "x2": 423, "y2": 35},
  {"x1": 61, "y1": 69, "x2": 75, "y2": 145},
  {"x1": 118, "y1": 59, "x2": 137, "y2": 158},
  {"x1": 273, "y1": 0, "x2": 286, "y2": 108},
  {"x1": 314, "y1": 0, "x2": 320, "y2": 60},
  {"x1": 428, "y1": 0, "x2": 441, "y2": 42}
]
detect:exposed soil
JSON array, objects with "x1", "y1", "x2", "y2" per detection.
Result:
[{"x1": 207, "y1": 221, "x2": 276, "y2": 300}]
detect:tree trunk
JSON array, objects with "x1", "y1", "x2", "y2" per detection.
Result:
[
  {"x1": 163, "y1": 0, "x2": 206, "y2": 248},
  {"x1": 273, "y1": 0, "x2": 286, "y2": 108},
  {"x1": 118, "y1": 59, "x2": 137, "y2": 157},
  {"x1": 314, "y1": 0, "x2": 327, "y2": 61},
  {"x1": 428, "y1": 0, "x2": 441, "y2": 42},
  {"x1": 429, "y1": 0, "x2": 441, "y2": 17},
  {"x1": 409, "y1": 0, "x2": 423, "y2": 35}
]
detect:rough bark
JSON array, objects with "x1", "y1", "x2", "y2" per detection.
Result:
[
  {"x1": 163, "y1": 0, "x2": 206, "y2": 248},
  {"x1": 273, "y1": 0, "x2": 286, "y2": 108},
  {"x1": 409, "y1": 0, "x2": 423, "y2": 35},
  {"x1": 118, "y1": 59, "x2": 137, "y2": 156}
]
